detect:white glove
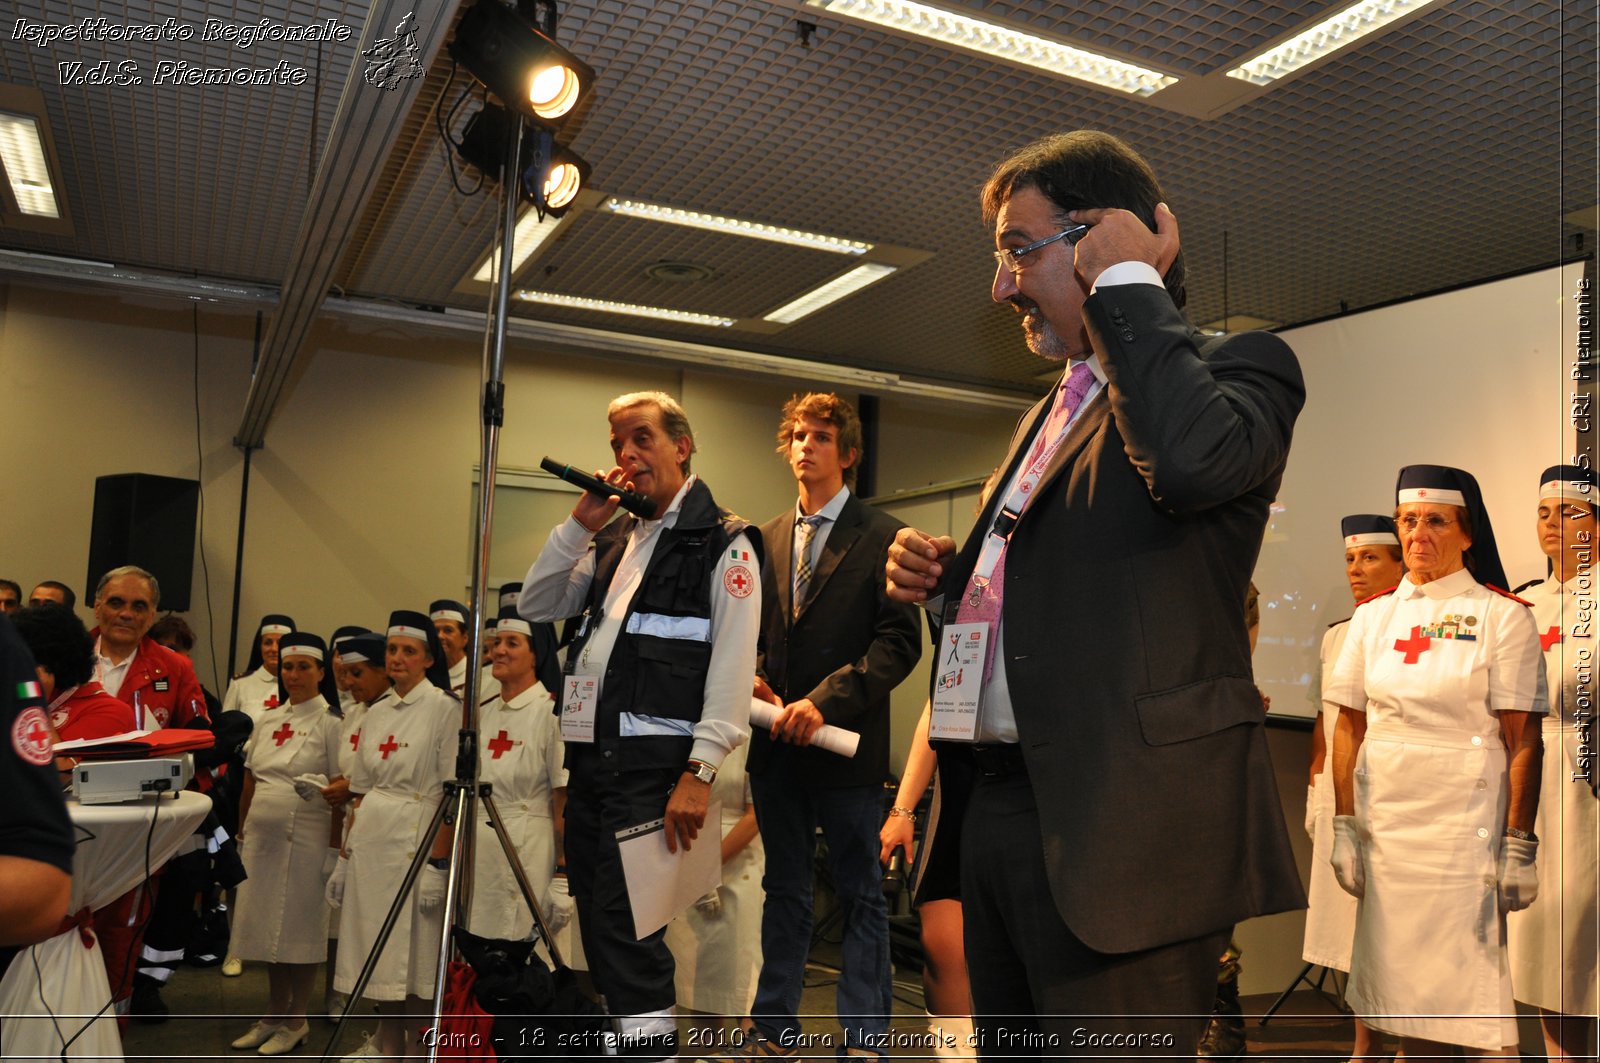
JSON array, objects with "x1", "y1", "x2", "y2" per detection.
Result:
[
  {"x1": 1497, "y1": 836, "x2": 1539, "y2": 912},
  {"x1": 293, "y1": 773, "x2": 330, "y2": 801},
  {"x1": 418, "y1": 864, "x2": 449, "y2": 911},
  {"x1": 543, "y1": 875, "x2": 574, "y2": 934},
  {"x1": 1330, "y1": 815, "x2": 1365, "y2": 898},
  {"x1": 322, "y1": 848, "x2": 341, "y2": 878},
  {"x1": 325, "y1": 852, "x2": 349, "y2": 908},
  {"x1": 1304, "y1": 783, "x2": 1317, "y2": 838},
  {"x1": 693, "y1": 888, "x2": 722, "y2": 915}
]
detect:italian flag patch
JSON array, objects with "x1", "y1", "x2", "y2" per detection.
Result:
[
  {"x1": 17, "y1": 680, "x2": 42, "y2": 700},
  {"x1": 730, "y1": 548, "x2": 750, "y2": 562}
]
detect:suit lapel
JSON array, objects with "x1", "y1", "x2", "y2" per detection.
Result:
[
  {"x1": 1035, "y1": 388, "x2": 1109, "y2": 491},
  {"x1": 796, "y1": 496, "x2": 864, "y2": 620}
]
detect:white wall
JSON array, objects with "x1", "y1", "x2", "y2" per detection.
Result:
[
  {"x1": 1254, "y1": 262, "x2": 1581, "y2": 720},
  {"x1": 0, "y1": 282, "x2": 1019, "y2": 707}
]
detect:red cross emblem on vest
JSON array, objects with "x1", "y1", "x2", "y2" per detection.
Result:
[
  {"x1": 1541, "y1": 626, "x2": 1562, "y2": 652},
  {"x1": 1394, "y1": 625, "x2": 1431, "y2": 664},
  {"x1": 271, "y1": 722, "x2": 295, "y2": 746},
  {"x1": 27, "y1": 718, "x2": 50, "y2": 748},
  {"x1": 487, "y1": 730, "x2": 514, "y2": 759},
  {"x1": 378, "y1": 735, "x2": 399, "y2": 759},
  {"x1": 264, "y1": 694, "x2": 280, "y2": 709},
  {"x1": 349, "y1": 732, "x2": 360, "y2": 751}
]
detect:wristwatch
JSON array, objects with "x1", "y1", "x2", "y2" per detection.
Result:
[
  {"x1": 686, "y1": 759, "x2": 718, "y2": 785},
  {"x1": 1503, "y1": 825, "x2": 1538, "y2": 843}
]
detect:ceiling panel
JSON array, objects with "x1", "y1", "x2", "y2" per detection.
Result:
[{"x1": 0, "y1": 0, "x2": 1592, "y2": 397}]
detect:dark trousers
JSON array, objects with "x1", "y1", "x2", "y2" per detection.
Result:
[
  {"x1": 749, "y1": 760, "x2": 892, "y2": 1052},
  {"x1": 961, "y1": 770, "x2": 1229, "y2": 1058},
  {"x1": 563, "y1": 751, "x2": 679, "y2": 1019}
]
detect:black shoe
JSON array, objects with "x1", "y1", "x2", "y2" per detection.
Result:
[
  {"x1": 1196, "y1": 973, "x2": 1244, "y2": 1059},
  {"x1": 130, "y1": 975, "x2": 169, "y2": 1025}
]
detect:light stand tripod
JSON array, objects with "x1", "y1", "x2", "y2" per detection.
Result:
[{"x1": 318, "y1": 107, "x2": 572, "y2": 1063}]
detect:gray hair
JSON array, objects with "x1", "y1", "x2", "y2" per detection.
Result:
[
  {"x1": 607, "y1": 390, "x2": 696, "y2": 474},
  {"x1": 95, "y1": 565, "x2": 161, "y2": 608}
]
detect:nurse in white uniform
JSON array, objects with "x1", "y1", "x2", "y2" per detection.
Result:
[
  {"x1": 327, "y1": 610, "x2": 459, "y2": 1062},
  {"x1": 1302, "y1": 514, "x2": 1403, "y2": 1063},
  {"x1": 224, "y1": 614, "x2": 297, "y2": 724},
  {"x1": 1327, "y1": 464, "x2": 1547, "y2": 1057},
  {"x1": 319, "y1": 629, "x2": 387, "y2": 1017},
  {"x1": 464, "y1": 609, "x2": 567, "y2": 942},
  {"x1": 329, "y1": 625, "x2": 369, "y2": 717},
  {"x1": 220, "y1": 613, "x2": 297, "y2": 978},
  {"x1": 430, "y1": 599, "x2": 471, "y2": 699},
  {"x1": 230, "y1": 632, "x2": 346, "y2": 1055},
  {"x1": 665, "y1": 739, "x2": 762, "y2": 1040},
  {"x1": 1507, "y1": 465, "x2": 1599, "y2": 1060}
]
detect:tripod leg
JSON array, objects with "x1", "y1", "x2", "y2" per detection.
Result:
[
  {"x1": 481, "y1": 791, "x2": 566, "y2": 969},
  {"x1": 424, "y1": 782, "x2": 476, "y2": 1063},
  {"x1": 316, "y1": 790, "x2": 450, "y2": 1063},
  {"x1": 1257, "y1": 961, "x2": 1318, "y2": 1025}
]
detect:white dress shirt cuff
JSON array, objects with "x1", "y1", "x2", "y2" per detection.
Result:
[{"x1": 1091, "y1": 260, "x2": 1164, "y2": 292}]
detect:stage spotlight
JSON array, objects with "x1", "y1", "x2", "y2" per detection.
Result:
[
  {"x1": 454, "y1": 104, "x2": 589, "y2": 217},
  {"x1": 449, "y1": 0, "x2": 594, "y2": 126},
  {"x1": 527, "y1": 131, "x2": 588, "y2": 215}
]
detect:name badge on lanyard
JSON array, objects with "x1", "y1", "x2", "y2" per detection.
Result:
[
  {"x1": 560, "y1": 675, "x2": 599, "y2": 743},
  {"x1": 929, "y1": 623, "x2": 988, "y2": 742}
]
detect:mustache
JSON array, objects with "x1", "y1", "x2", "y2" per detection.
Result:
[{"x1": 1007, "y1": 295, "x2": 1038, "y2": 314}]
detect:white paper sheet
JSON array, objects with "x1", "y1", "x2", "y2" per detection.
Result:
[{"x1": 617, "y1": 800, "x2": 723, "y2": 939}]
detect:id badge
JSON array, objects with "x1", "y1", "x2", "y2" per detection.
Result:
[
  {"x1": 929, "y1": 623, "x2": 988, "y2": 742},
  {"x1": 560, "y1": 674, "x2": 599, "y2": 743}
]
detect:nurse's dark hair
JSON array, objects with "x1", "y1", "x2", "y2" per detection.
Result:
[{"x1": 982, "y1": 130, "x2": 1186, "y2": 309}]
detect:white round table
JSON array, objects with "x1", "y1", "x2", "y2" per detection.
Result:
[{"x1": 0, "y1": 790, "x2": 211, "y2": 1061}]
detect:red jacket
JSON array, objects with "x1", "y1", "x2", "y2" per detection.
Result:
[
  {"x1": 50, "y1": 680, "x2": 136, "y2": 742},
  {"x1": 91, "y1": 633, "x2": 209, "y2": 730}
]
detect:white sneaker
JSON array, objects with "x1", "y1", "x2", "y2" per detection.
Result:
[
  {"x1": 340, "y1": 1031, "x2": 381, "y2": 1061},
  {"x1": 221, "y1": 956, "x2": 244, "y2": 977},
  {"x1": 231, "y1": 1021, "x2": 283, "y2": 1049},
  {"x1": 258, "y1": 1023, "x2": 309, "y2": 1055}
]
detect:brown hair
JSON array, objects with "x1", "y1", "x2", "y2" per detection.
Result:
[{"x1": 775, "y1": 392, "x2": 863, "y2": 490}]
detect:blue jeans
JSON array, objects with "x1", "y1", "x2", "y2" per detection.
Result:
[{"x1": 750, "y1": 760, "x2": 891, "y2": 1054}]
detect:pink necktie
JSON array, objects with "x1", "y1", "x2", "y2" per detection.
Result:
[{"x1": 955, "y1": 361, "x2": 1094, "y2": 673}]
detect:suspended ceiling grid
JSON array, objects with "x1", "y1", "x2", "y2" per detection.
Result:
[{"x1": 0, "y1": 0, "x2": 1593, "y2": 396}]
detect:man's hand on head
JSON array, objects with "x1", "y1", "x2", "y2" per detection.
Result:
[{"x1": 1067, "y1": 203, "x2": 1179, "y2": 289}]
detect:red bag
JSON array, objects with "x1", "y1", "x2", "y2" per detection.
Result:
[{"x1": 430, "y1": 959, "x2": 498, "y2": 1060}]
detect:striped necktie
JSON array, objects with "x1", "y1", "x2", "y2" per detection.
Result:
[{"x1": 793, "y1": 514, "x2": 825, "y2": 618}]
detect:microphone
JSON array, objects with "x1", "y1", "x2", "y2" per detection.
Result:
[{"x1": 540, "y1": 457, "x2": 658, "y2": 519}]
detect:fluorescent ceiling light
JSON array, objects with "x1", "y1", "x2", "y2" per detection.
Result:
[
  {"x1": 1226, "y1": 0, "x2": 1442, "y2": 85},
  {"x1": 602, "y1": 197, "x2": 871, "y2": 255},
  {"x1": 763, "y1": 262, "x2": 898, "y2": 324},
  {"x1": 0, "y1": 111, "x2": 59, "y2": 218},
  {"x1": 801, "y1": 0, "x2": 1176, "y2": 97},
  {"x1": 515, "y1": 290, "x2": 736, "y2": 328},
  {"x1": 471, "y1": 209, "x2": 561, "y2": 283}
]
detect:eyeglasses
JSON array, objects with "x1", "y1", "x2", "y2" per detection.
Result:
[
  {"x1": 1398, "y1": 515, "x2": 1457, "y2": 534},
  {"x1": 992, "y1": 224, "x2": 1089, "y2": 274}
]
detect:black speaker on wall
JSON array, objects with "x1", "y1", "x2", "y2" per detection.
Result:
[{"x1": 87, "y1": 474, "x2": 200, "y2": 612}]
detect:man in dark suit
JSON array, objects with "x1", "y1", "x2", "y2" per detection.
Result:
[
  {"x1": 886, "y1": 131, "x2": 1307, "y2": 1055},
  {"x1": 748, "y1": 392, "x2": 922, "y2": 1058}
]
